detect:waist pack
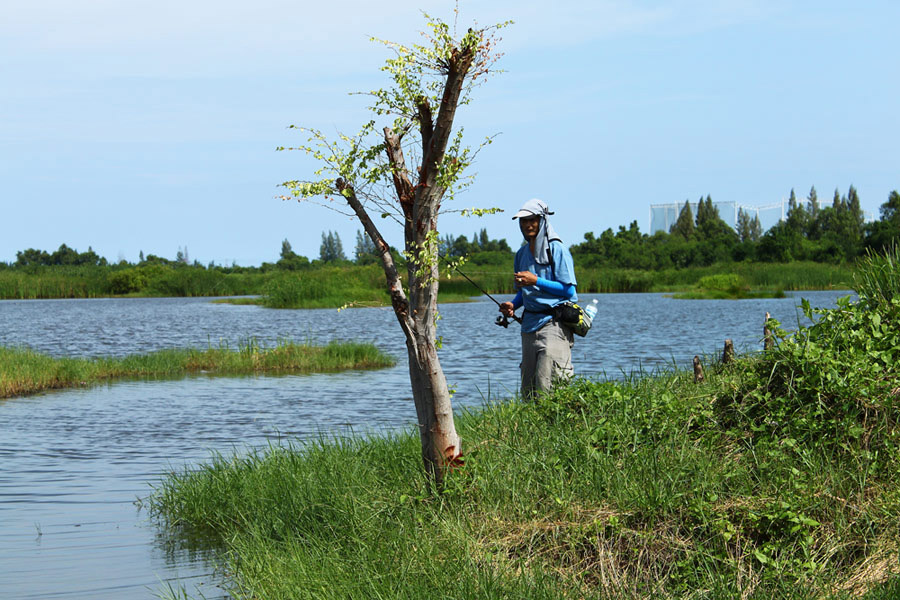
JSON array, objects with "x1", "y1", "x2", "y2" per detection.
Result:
[{"x1": 552, "y1": 302, "x2": 593, "y2": 337}]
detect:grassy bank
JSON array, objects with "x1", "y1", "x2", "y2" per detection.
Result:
[
  {"x1": 148, "y1": 249, "x2": 898, "y2": 599},
  {"x1": 0, "y1": 340, "x2": 395, "y2": 399}
]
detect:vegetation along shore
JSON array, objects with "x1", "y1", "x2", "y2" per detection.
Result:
[
  {"x1": 3, "y1": 186, "x2": 898, "y2": 305},
  {"x1": 148, "y1": 248, "x2": 900, "y2": 598},
  {"x1": 0, "y1": 340, "x2": 394, "y2": 399},
  {"x1": 0, "y1": 256, "x2": 855, "y2": 307}
]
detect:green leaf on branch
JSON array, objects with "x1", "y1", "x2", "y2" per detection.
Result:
[{"x1": 460, "y1": 207, "x2": 504, "y2": 217}]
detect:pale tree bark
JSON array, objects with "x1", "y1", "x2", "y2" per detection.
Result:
[
  {"x1": 336, "y1": 176, "x2": 460, "y2": 484},
  {"x1": 330, "y1": 42, "x2": 479, "y2": 485}
]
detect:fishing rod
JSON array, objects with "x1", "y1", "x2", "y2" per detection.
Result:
[{"x1": 440, "y1": 256, "x2": 521, "y2": 328}]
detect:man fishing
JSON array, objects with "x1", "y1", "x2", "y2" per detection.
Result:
[{"x1": 499, "y1": 198, "x2": 578, "y2": 401}]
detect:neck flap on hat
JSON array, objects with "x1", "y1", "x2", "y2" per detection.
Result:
[{"x1": 520, "y1": 199, "x2": 561, "y2": 266}]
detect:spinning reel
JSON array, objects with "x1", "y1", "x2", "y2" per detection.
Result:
[{"x1": 495, "y1": 313, "x2": 522, "y2": 328}]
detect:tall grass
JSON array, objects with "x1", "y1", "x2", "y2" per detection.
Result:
[
  {"x1": 140, "y1": 268, "x2": 264, "y2": 297},
  {"x1": 0, "y1": 340, "x2": 394, "y2": 398},
  {"x1": 0, "y1": 265, "x2": 270, "y2": 299},
  {"x1": 263, "y1": 266, "x2": 481, "y2": 308},
  {"x1": 853, "y1": 243, "x2": 900, "y2": 310},
  {"x1": 605, "y1": 261, "x2": 853, "y2": 293},
  {"x1": 441, "y1": 266, "x2": 661, "y2": 295},
  {"x1": 260, "y1": 266, "x2": 391, "y2": 309},
  {"x1": 148, "y1": 248, "x2": 900, "y2": 599},
  {"x1": 0, "y1": 268, "x2": 108, "y2": 299},
  {"x1": 441, "y1": 262, "x2": 854, "y2": 297},
  {"x1": 0, "y1": 261, "x2": 854, "y2": 303}
]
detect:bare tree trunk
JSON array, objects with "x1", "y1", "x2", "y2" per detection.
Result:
[
  {"x1": 335, "y1": 180, "x2": 460, "y2": 484},
  {"x1": 406, "y1": 333, "x2": 461, "y2": 483},
  {"x1": 403, "y1": 197, "x2": 462, "y2": 485}
]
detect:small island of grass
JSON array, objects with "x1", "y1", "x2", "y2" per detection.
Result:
[
  {"x1": 209, "y1": 271, "x2": 478, "y2": 309},
  {"x1": 213, "y1": 292, "x2": 476, "y2": 309},
  {"x1": 0, "y1": 340, "x2": 395, "y2": 399},
  {"x1": 669, "y1": 273, "x2": 786, "y2": 300}
]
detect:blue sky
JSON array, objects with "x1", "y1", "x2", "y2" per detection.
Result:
[{"x1": 2, "y1": 0, "x2": 898, "y2": 266}]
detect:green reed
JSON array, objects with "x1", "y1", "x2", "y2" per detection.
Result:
[
  {"x1": 439, "y1": 262, "x2": 853, "y2": 298},
  {"x1": 0, "y1": 261, "x2": 854, "y2": 303},
  {"x1": 0, "y1": 268, "x2": 105, "y2": 299},
  {"x1": 0, "y1": 340, "x2": 394, "y2": 399},
  {"x1": 261, "y1": 265, "x2": 481, "y2": 309},
  {"x1": 0, "y1": 265, "x2": 269, "y2": 299},
  {"x1": 631, "y1": 261, "x2": 854, "y2": 292},
  {"x1": 852, "y1": 243, "x2": 900, "y2": 310},
  {"x1": 260, "y1": 266, "x2": 390, "y2": 309}
]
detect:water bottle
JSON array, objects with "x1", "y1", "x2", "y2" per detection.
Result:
[{"x1": 583, "y1": 298, "x2": 598, "y2": 321}]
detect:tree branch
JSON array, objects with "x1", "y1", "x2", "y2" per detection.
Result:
[
  {"x1": 416, "y1": 96, "x2": 433, "y2": 157},
  {"x1": 382, "y1": 126, "x2": 419, "y2": 266},
  {"x1": 418, "y1": 44, "x2": 477, "y2": 205},
  {"x1": 335, "y1": 177, "x2": 415, "y2": 344},
  {"x1": 383, "y1": 127, "x2": 415, "y2": 212}
]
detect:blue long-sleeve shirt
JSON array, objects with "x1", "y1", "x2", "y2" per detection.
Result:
[{"x1": 512, "y1": 240, "x2": 577, "y2": 333}]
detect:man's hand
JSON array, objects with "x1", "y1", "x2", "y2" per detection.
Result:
[
  {"x1": 499, "y1": 301, "x2": 515, "y2": 317},
  {"x1": 514, "y1": 271, "x2": 537, "y2": 288}
]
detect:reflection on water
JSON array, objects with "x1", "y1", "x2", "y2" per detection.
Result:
[{"x1": 0, "y1": 291, "x2": 850, "y2": 598}]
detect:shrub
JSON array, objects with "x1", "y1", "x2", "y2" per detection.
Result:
[
  {"x1": 107, "y1": 268, "x2": 149, "y2": 294},
  {"x1": 719, "y1": 245, "x2": 900, "y2": 467}
]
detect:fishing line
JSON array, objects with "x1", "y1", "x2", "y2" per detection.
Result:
[{"x1": 449, "y1": 270, "x2": 511, "y2": 276}]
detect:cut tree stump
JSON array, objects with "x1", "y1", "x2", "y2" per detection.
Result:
[{"x1": 722, "y1": 339, "x2": 735, "y2": 364}]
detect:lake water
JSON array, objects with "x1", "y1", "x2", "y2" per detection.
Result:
[{"x1": 0, "y1": 291, "x2": 850, "y2": 599}]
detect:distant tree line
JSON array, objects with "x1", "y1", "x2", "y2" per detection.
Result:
[
  {"x1": 271, "y1": 231, "x2": 376, "y2": 269},
  {"x1": 4, "y1": 188, "x2": 897, "y2": 276},
  {"x1": 273, "y1": 228, "x2": 513, "y2": 269},
  {"x1": 12, "y1": 244, "x2": 107, "y2": 268},
  {"x1": 571, "y1": 187, "x2": 900, "y2": 270},
  {"x1": 440, "y1": 229, "x2": 512, "y2": 265}
]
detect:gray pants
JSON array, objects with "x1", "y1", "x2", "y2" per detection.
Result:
[{"x1": 521, "y1": 319, "x2": 574, "y2": 402}]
